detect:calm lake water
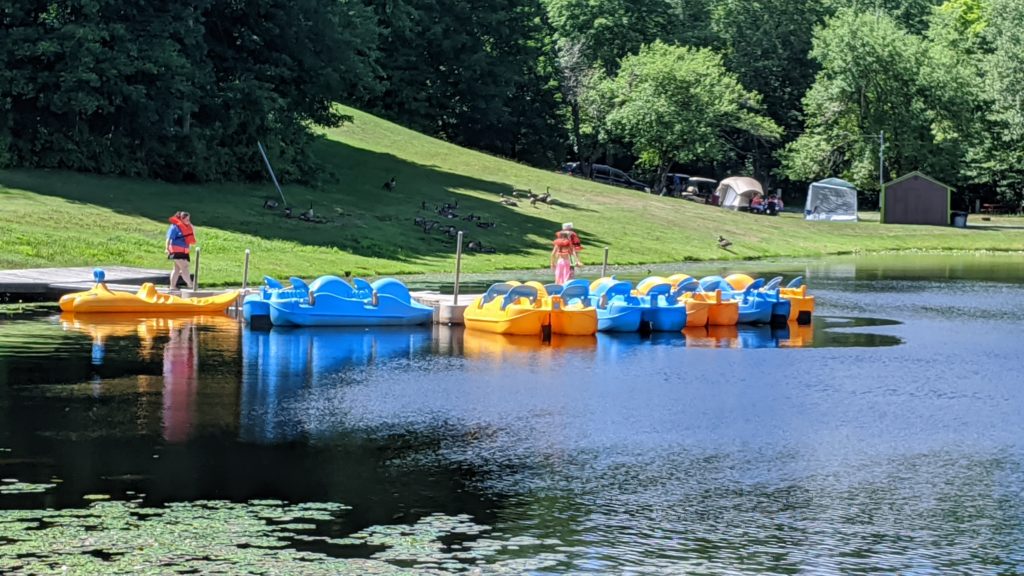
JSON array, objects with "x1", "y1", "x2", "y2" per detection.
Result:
[{"x1": 0, "y1": 253, "x2": 1022, "y2": 574}]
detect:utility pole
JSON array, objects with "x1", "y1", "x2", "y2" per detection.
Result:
[{"x1": 878, "y1": 131, "x2": 885, "y2": 191}]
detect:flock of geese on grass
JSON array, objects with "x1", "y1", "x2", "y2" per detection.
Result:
[{"x1": 261, "y1": 176, "x2": 735, "y2": 253}]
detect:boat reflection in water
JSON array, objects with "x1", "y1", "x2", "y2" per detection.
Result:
[
  {"x1": 241, "y1": 326, "x2": 432, "y2": 442},
  {"x1": 681, "y1": 322, "x2": 814, "y2": 349},
  {"x1": 460, "y1": 329, "x2": 595, "y2": 364},
  {"x1": 59, "y1": 313, "x2": 240, "y2": 442}
]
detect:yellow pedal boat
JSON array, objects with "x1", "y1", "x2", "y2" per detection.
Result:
[
  {"x1": 780, "y1": 284, "x2": 815, "y2": 324},
  {"x1": 464, "y1": 282, "x2": 597, "y2": 336},
  {"x1": 526, "y1": 281, "x2": 598, "y2": 336},
  {"x1": 59, "y1": 281, "x2": 239, "y2": 314}
]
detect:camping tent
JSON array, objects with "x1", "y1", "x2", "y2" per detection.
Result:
[
  {"x1": 715, "y1": 177, "x2": 763, "y2": 210},
  {"x1": 805, "y1": 178, "x2": 858, "y2": 222}
]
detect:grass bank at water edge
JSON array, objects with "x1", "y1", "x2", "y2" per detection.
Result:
[{"x1": 2, "y1": 106, "x2": 1024, "y2": 285}]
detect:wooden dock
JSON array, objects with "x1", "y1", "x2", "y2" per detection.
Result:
[{"x1": 0, "y1": 266, "x2": 168, "y2": 298}]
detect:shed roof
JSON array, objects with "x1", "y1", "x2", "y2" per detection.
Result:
[{"x1": 883, "y1": 171, "x2": 954, "y2": 191}]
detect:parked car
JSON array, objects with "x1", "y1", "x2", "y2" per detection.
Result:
[{"x1": 562, "y1": 162, "x2": 650, "y2": 192}]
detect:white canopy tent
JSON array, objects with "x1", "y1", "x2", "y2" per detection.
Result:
[
  {"x1": 805, "y1": 178, "x2": 858, "y2": 222},
  {"x1": 715, "y1": 177, "x2": 764, "y2": 210}
]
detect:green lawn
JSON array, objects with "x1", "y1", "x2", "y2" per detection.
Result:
[{"x1": 2, "y1": 106, "x2": 1023, "y2": 285}]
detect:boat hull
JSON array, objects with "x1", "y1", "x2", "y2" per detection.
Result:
[
  {"x1": 642, "y1": 306, "x2": 687, "y2": 332},
  {"x1": 59, "y1": 283, "x2": 238, "y2": 314},
  {"x1": 464, "y1": 306, "x2": 548, "y2": 335},
  {"x1": 550, "y1": 308, "x2": 598, "y2": 336},
  {"x1": 268, "y1": 295, "x2": 433, "y2": 327}
]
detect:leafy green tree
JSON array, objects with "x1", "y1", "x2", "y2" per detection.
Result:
[
  {"x1": 0, "y1": 0, "x2": 380, "y2": 182},
  {"x1": 778, "y1": 9, "x2": 973, "y2": 196},
  {"x1": 710, "y1": 0, "x2": 828, "y2": 183},
  {"x1": 826, "y1": 0, "x2": 943, "y2": 32},
  {"x1": 711, "y1": 0, "x2": 826, "y2": 132},
  {"x1": 604, "y1": 42, "x2": 781, "y2": 193},
  {"x1": 544, "y1": 0, "x2": 675, "y2": 73},
  {"x1": 970, "y1": 0, "x2": 1024, "y2": 206},
  {"x1": 369, "y1": 0, "x2": 564, "y2": 165}
]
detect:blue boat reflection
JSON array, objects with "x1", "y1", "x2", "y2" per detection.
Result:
[
  {"x1": 596, "y1": 322, "x2": 815, "y2": 351},
  {"x1": 240, "y1": 326, "x2": 432, "y2": 442}
]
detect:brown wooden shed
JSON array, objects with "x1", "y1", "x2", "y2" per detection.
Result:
[{"x1": 880, "y1": 171, "x2": 952, "y2": 226}]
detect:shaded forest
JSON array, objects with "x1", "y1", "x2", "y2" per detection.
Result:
[{"x1": 1, "y1": 0, "x2": 1022, "y2": 206}]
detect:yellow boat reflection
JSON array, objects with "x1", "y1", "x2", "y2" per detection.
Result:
[
  {"x1": 462, "y1": 330, "x2": 595, "y2": 362},
  {"x1": 682, "y1": 322, "x2": 814, "y2": 349}
]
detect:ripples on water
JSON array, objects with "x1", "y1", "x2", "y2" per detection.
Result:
[{"x1": 0, "y1": 257, "x2": 1023, "y2": 574}]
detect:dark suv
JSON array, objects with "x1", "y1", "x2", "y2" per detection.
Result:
[{"x1": 562, "y1": 162, "x2": 650, "y2": 192}]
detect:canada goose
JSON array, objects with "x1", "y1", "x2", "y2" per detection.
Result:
[
  {"x1": 421, "y1": 200, "x2": 428, "y2": 210},
  {"x1": 382, "y1": 177, "x2": 397, "y2": 191},
  {"x1": 299, "y1": 203, "x2": 314, "y2": 221},
  {"x1": 263, "y1": 199, "x2": 279, "y2": 209},
  {"x1": 717, "y1": 235, "x2": 732, "y2": 249},
  {"x1": 283, "y1": 207, "x2": 293, "y2": 218},
  {"x1": 500, "y1": 196, "x2": 518, "y2": 207}
]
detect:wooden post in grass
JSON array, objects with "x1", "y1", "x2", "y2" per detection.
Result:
[
  {"x1": 193, "y1": 246, "x2": 201, "y2": 291},
  {"x1": 601, "y1": 247, "x2": 610, "y2": 277},
  {"x1": 454, "y1": 231, "x2": 464, "y2": 305},
  {"x1": 242, "y1": 249, "x2": 251, "y2": 291},
  {"x1": 454, "y1": 230, "x2": 466, "y2": 307},
  {"x1": 257, "y1": 141, "x2": 288, "y2": 207}
]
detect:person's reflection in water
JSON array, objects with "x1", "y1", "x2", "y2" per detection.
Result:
[{"x1": 162, "y1": 320, "x2": 198, "y2": 443}]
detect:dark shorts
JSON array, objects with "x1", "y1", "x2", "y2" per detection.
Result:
[{"x1": 168, "y1": 253, "x2": 190, "y2": 261}]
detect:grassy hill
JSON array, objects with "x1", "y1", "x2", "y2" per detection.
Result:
[{"x1": 2, "y1": 105, "x2": 1023, "y2": 286}]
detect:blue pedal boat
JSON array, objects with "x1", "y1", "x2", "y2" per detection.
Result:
[{"x1": 265, "y1": 276, "x2": 433, "y2": 327}]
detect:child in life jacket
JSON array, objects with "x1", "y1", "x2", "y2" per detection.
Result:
[{"x1": 551, "y1": 229, "x2": 581, "y2": 284}]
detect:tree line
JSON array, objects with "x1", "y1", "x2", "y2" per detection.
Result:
[{"x1": 1, "y1": 0, "x2": 1022, "y2": 206}]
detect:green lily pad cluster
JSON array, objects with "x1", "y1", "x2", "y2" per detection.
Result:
[
  {"x1": 0, "y1": 499, "x2": 567, "y2": 575},
  {"x1": 0, "y1": 479, "x2": 56, "y2": 494}
]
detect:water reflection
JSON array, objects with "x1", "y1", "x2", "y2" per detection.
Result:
[
  {"x1": 241, "y1": 326, "x2": 432, "y2": 442},
  {"x1": 55, "y1": 313, "x2": 241, "y2": 443},
  {"x1": 461, "y1": 331, "x2": 595, "y2": 363}
]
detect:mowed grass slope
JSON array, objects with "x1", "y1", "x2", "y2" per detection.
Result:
[{"x1": 2, "y1": 105, "x2": 1023, "y2": 285}]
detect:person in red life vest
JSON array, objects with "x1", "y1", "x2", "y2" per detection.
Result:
[
  {"x1": 551, "y1": 229, "x2": 582, "y2": 285},
  {"x1": 562, "y1": 222, "x2": 584, "y2": 253},
  {"x1": 166, "y1": 211, "x2": 196, "y2": 289}
]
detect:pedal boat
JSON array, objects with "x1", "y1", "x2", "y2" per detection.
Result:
[
  {"x1": 634, "y1": 277, "x2": 691, "y2": 332},
  {"x1": 59, "y1": 270, "x2": 238, "y2": 314},
  {"x1": 266, "y1": 276, "x2": 433, "y2": 327},
  {"x1": 464, "y1": 283, "x2": 549, "y2": 335},
  {"x1": 699, "y1": 276, "x2": 773, "y2": 325},
  {"x1": 724, "y1": 273, "x2": 814, "y2": 325},
  {"x1": 533, "y1": 281, "x2": 598, "y2": 336}
]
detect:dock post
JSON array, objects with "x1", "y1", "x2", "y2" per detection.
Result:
[
  {"x1": 242, "y1": 249, "x2": 251, "y2": 291},
  {"x1": 454, "y1": 231, "x2": 464, "y2": 306},
  {"x1": 193, "y1": 246, "x2": 201, "y2": 291},
  {"x1": 601, "y1": 247, "x2": 609, "y2": 277}
]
